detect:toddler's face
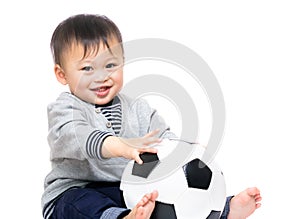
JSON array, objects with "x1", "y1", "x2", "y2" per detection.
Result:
[{"x1": 57, "y1": 38, "x2": 124, "y2": 105}]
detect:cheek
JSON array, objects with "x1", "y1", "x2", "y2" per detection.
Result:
[
  {"x1": 115, "y1": 71, "x2": 124, "y2": 84},
  {"x1": 68, "y1": 75, "x2": 90, "y2": 92},
  {"x1": 118, "y1": 75, "x2": 123, "y2": 85}
]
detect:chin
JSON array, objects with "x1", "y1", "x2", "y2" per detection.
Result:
[{"x1": 94, "y1": 96, "x2": 113, "y2": 105}]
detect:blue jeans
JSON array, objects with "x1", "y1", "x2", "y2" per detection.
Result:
[{"x1": 50, "y1": 181, "x2": 130, "y2": 219}]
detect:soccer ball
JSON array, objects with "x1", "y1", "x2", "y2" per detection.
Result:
[{"x1": 120, "y1": 139, "x2": 226, "y2": 219}]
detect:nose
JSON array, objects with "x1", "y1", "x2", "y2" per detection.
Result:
[{"x1": 93, "y1": 69, "x2": 111, "y2": 83}]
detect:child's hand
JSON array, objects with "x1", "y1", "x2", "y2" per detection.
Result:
[{"x1": 101, "y1": 129, "x2": 161, "y2": 164}]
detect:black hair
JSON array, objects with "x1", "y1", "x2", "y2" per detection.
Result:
[{"x1": 50, "y1": 14, "x2": 123, "y2": 66}]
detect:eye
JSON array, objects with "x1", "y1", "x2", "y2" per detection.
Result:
[
  {"x1": 105, "y1": 63, "x2": 118, "y2": 69},
  {"x1": 81, "y1": 66, "x2": 94, "y2": 72}
]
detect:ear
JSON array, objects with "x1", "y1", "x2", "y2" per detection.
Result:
[{"x1": 54, "y1": 64, "x2": 68, "y2": 85}]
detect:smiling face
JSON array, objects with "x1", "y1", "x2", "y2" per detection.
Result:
[{"x1": 54, "y1": 38, "x2": 124, "y2": 105}]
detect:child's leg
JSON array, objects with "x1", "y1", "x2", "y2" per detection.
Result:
[
  {"x1": 51, "y1": 184, "x2": 129, "y2": 219},
  {"x1": 123, "y1": 190, "x2": 158, "y2": 219}
]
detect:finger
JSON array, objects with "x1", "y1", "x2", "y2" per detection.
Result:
[
  {"x1": 120, "y1": 138, "x2": 144, "y2": 148},
  {"x1": 144, "y1": 129, "x2": 160, "y2": 138},
  {"x1": 132, "y1": 151, "x2": 144, "y2": 164},
  {"x1": 139, "y1": 147, "x2": 158, "y2": 154},
  {"x1": 143, "y1": 137, "x2": 162, "y2": 146},
  {"x1": 134, "y1": 155, "x2": 143, "y2": 165}
]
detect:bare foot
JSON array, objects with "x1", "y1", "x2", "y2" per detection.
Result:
[
  {"x1": 124, "y1": 190, "x2": 159, "y2": 219},
  {"x1": 228, "y1": 187, "x2": 262, "y2": 219}
]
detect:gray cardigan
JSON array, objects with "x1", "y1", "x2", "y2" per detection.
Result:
[{"x1": 41, "y1": 92, "x2": 174, "y2": 213}]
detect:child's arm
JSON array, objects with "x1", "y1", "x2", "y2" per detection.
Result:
[{"x1": 101, "y1": 129, "x2": 161, "y2": 164}]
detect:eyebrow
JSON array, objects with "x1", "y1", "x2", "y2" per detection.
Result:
[{"x1": 76, "y1": 54, "x2": 120, "y2": 66}]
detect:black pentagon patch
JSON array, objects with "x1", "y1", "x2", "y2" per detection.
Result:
[
  {"x1": 132, "y1": 152, "x2": 160, "y2": 178},
  {"x1": 183, "y1": 158, "x2": 212, "y2": 189},
  {"x1": 206, "y1": 210, "x2": 221, "y2": 219},
  {"x1": 150, "y1": 201, "x2": 177, "y2": 219}
]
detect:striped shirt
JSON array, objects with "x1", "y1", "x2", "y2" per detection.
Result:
[
  {"x1": 100, "y1": 101, "x2": 122, "y2": 135},
  {"x1": 85, "y1": 97, "x2": 123, "y2": 160}
]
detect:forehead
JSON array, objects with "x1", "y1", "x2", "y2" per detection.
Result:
[{"x1": 63, "y1": 38, "x2": 123, "y2": 63}]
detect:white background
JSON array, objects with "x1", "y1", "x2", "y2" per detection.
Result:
[{"x1": 1, "y1": 0, "x2": 299, "y2": 218}]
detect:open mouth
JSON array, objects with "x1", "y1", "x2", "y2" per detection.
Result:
[{"x1": 94, "y1": 86, "x2": 111, "y2": 97}]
